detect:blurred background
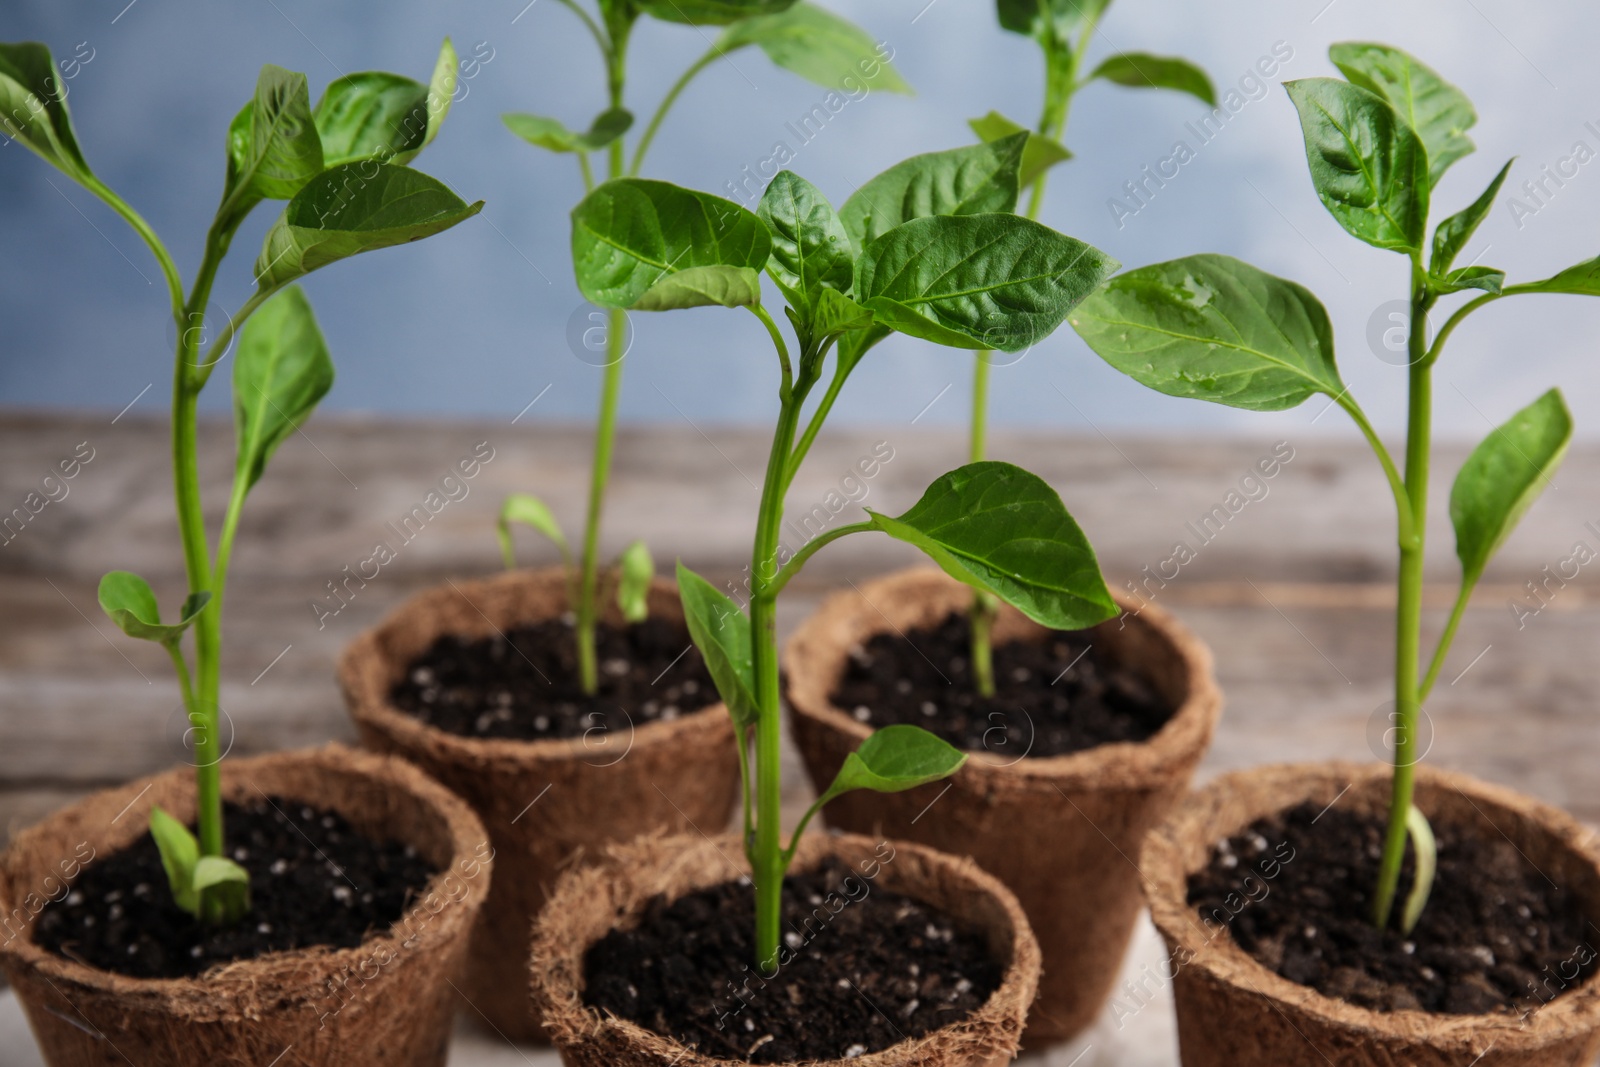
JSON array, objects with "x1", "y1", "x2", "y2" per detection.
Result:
[{"x1": 4, "y1": 0, "x2": 1598, "y2": 441}]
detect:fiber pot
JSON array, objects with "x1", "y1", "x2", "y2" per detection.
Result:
[
  {"x1": 339, "y1": 566, "x2": 740, "y2": 1041},
  {"x1": 784, "y1": 567, "x2": 1221, "y2": 1043},
  {"x1": 1143, "y1": 761, "x2": 1600, "y2": 1067},
  {"x1": 0, "y1": 744, "x2": 489, "y2": 1067},
  {"x1": 531, "y1": 831, "x2": 1041, "y2": 1066}
]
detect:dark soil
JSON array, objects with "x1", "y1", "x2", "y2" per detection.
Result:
[
  {"x1": 34, "y1": 799, "x2": 437, "y2": 979},
  {"x1": 584, "y1": 857, "x2": 1004, "y2": 1063},
  {"x1": 390, "y1": 615, "x2": 717, "y2": 741},
  {"x1": 1188, "y1": 802, "x2": 1600, "y2": 1016},
  {"x1": 829, "y1": 612, "x2": 1173, "y2": 759}
]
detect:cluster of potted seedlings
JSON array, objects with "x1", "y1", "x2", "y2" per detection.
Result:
[{"x1": 2, "y1": 1, "x2": 1598, "y2": 1064}]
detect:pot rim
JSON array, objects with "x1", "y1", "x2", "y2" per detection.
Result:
[
  {"x1": 531, "y1": 830, "x2": 1042, "y2": 1067},
  {"x1": 1142, "y1": 759, "x2": 1600, "y2": 1050},
  {"x1": 782, "y1": 566, "x2": 1222, "y2": 787},
  {"x1": 339, "y1": 566, "x2": 732, "y2": 767},
  {"x1": 0, "y1": 743, "x2": 490, "y2": 1012}
]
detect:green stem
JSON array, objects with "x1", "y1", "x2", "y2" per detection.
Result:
[
  {"x1": 782, "y1": 793, "x2": 830, "y2": 868},
  {"x1": 782, "y1": 344, "x2": 845, "y2": 496},
  {"x1": 575, "y1": 315, "x2": 625, "y2": 696},
  {"x1": 577, "y1": 151, "x2": 595, "y2": 192},
  {"x1": 750, "y1": 391, "x2": 805, "y2": 974},
  {"x1": 736, "y1": 726, "x2": 754, "y2": 864},
  {"x1": 1372, "y1": 275, "x2": 1435, "y2": 929},
  {"x1": 82, "y1": 177, "x2": 186, "y2": 320},
  {"x1": 766, "y1": 521, "x2": 873, "y2": 599},
  {"x1": 970, "y1": 596, "x2": 997, "y2": 697},
  {"x1": 1417, "y1": 582, "x2": 1474, "y2": 706},
  {"x1": 629, "y1": 46, "x2": 725, "y2": 177},
  {"x1": 553, "y1": 0, "x2": 610, "y2": 58},
  {"x1": 1421, "y1": 292, "x2": 1498, "y2": 368},
  {"x1": 1336, "y1": 392, "x2": 1416, "y2": 546}
]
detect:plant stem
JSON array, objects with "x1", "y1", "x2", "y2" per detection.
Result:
[
  {"x1": 630, "y1": 46, "x2": 724, "y2": 177},
  {"x1": 1372, "y1": 273, "x2": 1434, "y2": 929}
]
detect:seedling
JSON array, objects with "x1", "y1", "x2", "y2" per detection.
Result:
[
  {"x1": 498, "y1": 0, "x2": 909, "y2": 695},
  {"x1": 1070, "y1": 43, "x2": 1580, "y2": 934},
  {"x1": 1, "y1": 40, "x2": 480, "y2": 922},
  {"x1": 568, "y1": 157, "x2": 1121, "y2": 971},
  {"x1": 950, "y1": 0, "x2": 1213, "y2": 696}
]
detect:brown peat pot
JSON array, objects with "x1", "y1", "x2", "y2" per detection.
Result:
[
  {"x1": 339, "y1": 566, "x2": 740, "y2": 1040},
  {"x1": 530, "y1": 831, "x2": 1041, "y2": 1067},
  {"x1": 1144, "y1": 761, "x2": 1600, "y2": 1066},
  {"x1": 0, "y1": 744, "x2": 489, "y2": 1067},
  {"x1": 784, "y1": 567, "x2": 1221, "y2": 1044}
]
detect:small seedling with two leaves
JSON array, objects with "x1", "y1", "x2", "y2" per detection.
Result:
[
  {"x1": 1070, "y1": 42, "x2": 1582, "y2": 935},
  {"x1": 566, "y1": 141, "x2": 1123, "y2": 969},
  {"x1": 0, "y1": 39, "x2": 480, "y2": 922},
  {"x1": 496, "y1": 0, "x2": 909, "y2": 695}
]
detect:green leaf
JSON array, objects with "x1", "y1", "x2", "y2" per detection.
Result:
[
  {"x1": 1070, "y1": 253, "x2": 1343, "y2": 411},
  {"x1": 716, "y1": 2, "x2": 910, "y2": 95},
  {"x1": 855, "y1": 213, "x2": 1117, "y2": 352},
  {"x1": 996, "y1": 0, "x2": 1111, "y2": 40},
  {"x1": 397, "y1": 37, "x2": 459, "y2": 166},
  {"x1": 617, "y1": 540, "x2": 654, "y2": 624},
  {"x1": 1088, "y1": 52, "x2": 1215, "y2": 106},
  {"x1": 1435, "y1": 265, "x2": 1504, "y2": 296},
  {"x1": 194, "y1": 856, "x2": 252, "y2": 922},
  {"x1": 867, "y1": 461, "x2": 1117, "y2": 629},
  {"x1": 812, "y1": 289, "x2": 874, "y2": 336},
  {"x1": 1329, "y1": 41, "x2": 1475, "y2": 185},
  {"x1": 632, "y1": 0, "x2": 796, "y2": 25},
  {"x1": 149, "y1": 807, "x2": 201, "y2": 916},
  {"x1": 503, "y1": 107, "x2": 633, "y2": 153},
  {"x1": 233, "y1": 287, "x2": 333, "y2": 493},
  {"x1": 226, "y1": 66, "x2": 324, "y2": 207},
  {"x1": 758, "y1": 170, "x2": 853, "y2": 315},
  {"x1": 1285, "y1": 77, "x2": 1429, "y2": 254},
  {"x1": 314, "y1": 73, "x2": 430, "y2": 169},
  {"x1": 819, "y1": 725, "x2": 967, "y2": 803},
  {"x1": 632, "y1": 265, "x2": 764, "y2": 310},
  {"x1": 1431, "y1": 158, "x2": 1512, "y2": 275},
  {"x1": 497, "y1": 493, "x2": 570, "y2": 569},
  {"x1": 98, "y1": 572, "x2": 211, "y2": 646},
  {"x1": 839, "y1": 135, "x2": 1026, "y2": 253},
  {"x1": 676, "y1": 562, "x2": 759, "y2": 730},
  {"x1": 968, "y1": 111, "x2": 1070, "y2": 189},
  {"x1": 1512, "y1": 256, "x2": 1600, "y2": 297},
  {"x1": 1450, "y1": 389, "x2": 1572, "y2": 584},
  {"x1": 835, "y1": 322, "x2": 891, "y2": 377},
  {"x1": 0, "y1": 41, "x2": 92, "y2": 180},
  {"x1": 254, "y1": 163, "x2": 482, "y2": 293},
  {"x1": 570, "y1": 178, "x2": 771, "y2": 310}
]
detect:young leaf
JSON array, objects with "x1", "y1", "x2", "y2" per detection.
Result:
[
  {"x1": 233, "y1": 287, "x2": 334, "y2": 493},
  {"x1": 839, "y1": 134, "x2": 1026, "y2": 253},
  {"x1": 149, "y1": 807, "x2": 201, "y2": 916},
  {"x1": 716, "y1": 3, "x2": 911, "y2": 95},
  {"x1": 866, "y1": 461, "x2": 1117, "y2": 630},
  {"x1": 503, "y1": 108, "x2": 633, "y2": 153},
  {"x1": 1284, "y1": 78, "x2": 1429, "y2": 254},
  {"x1": 758, "y1": 170, "x2": 853, "y2": 314},
  {"x1": 226, "y1": 66, "x2": 325, "y2": 205},
  {"x1": 996, "y1": 0, "x2": 1111, "y2": 39},
  {"x1": 834, "y1": 323, "x2": 891, "y2": 377},
  {"x1": 631, "y1": 0, "x2": 796, "y2": 25},
  {"x1": 0, "y1": 41, "x2": 92, "y2": 180},
  {"x1": 1435, "y1": 265, "x2": 1504, "y2": 296},
  {"x1": 1450, "y1": 389, "x2": 1572, "y2": 584},
  {"x1": 99, "y1": 572, "x2": 211, "y2": 646},
  {"x1": 1329, "y1": 42, "x2": 1476, "y2": 185},
  {"x1": 497, "y1": 493, "x2": 570, "y2": 569},
  {"x1": 812, "y1": 289, "x2": 874, "y2": 336},
  {"x1": 617, "y1": 540, "x2": 654, "y2": 624},
  {"x1": 855, "y1": 213, "x2": 1117, "y2": 352},
  {"x1": 314, "y1": 73, "x2": 431, "y2": 169},
  {"x1": 1431, "y1": 158, "x2": 1512, "y2": 275},
  {"x1": 631, "y1": 265, "x2": 763, "y2": 310},
  {"x1": 818, "y1": 725, "x2": 967, "y2": 803},
  {"x1": 395, "y1": 37, "x2": 459, "y2": 166},
  {"x1": 1088, "y1": 53, "x2": 1215, "y2": 106},
  {"x1": 254, "y1": 163, "x2": 482, "y2": 293},
  {"x1": 968, "y1": 111, "x2": 1071, "y2": 189},
  {"x1": 676, "y1": 562, "x2": 759, "y2": 729},
  {"x1": 193, "y1": 855, "x2": 251, "y2": 923},
  {"x1": 570, "y1": 179, "x2": 771, "y2": 310},
  {"x1": 1511, "y1": 256, "x2": 1600, "y2": 297},
  {"x1": 1070, "y1": 253, "x2": 1343, "y2": 411}
]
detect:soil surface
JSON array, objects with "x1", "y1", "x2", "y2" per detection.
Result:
[
  {"x1": 390, "y1": 614, "x2": 717, "y2": 741},
  {"x1": 33, "y1": 798, "x2": 437, "y2": 979},
  {"x1": 829, "y1": 612, "x2": 1173, "y2": 759},
  {"x1": 583, "y1": 857, "x2": 1004, "y2": 1063},
  {"x1": 1188, "y1": 801, "x2": 1600, "y2": 1015}
]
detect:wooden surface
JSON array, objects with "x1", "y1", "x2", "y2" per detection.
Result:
[{"x1": 1, "y1": 410, "x2": 1597, "y2": 1064}]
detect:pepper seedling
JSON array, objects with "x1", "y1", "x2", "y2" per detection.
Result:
[
  {"x1": 0, "y1": 40, "x2": 480, "y2": 922},
  {"x1": 567, "y1": 160, "x2": 1121, "y2": 971},
  {"x1": 939, "y1": 0, "x2": 1214, "y2": 696},
  {"x1": 1070, "y1": 42, "x2": 1580, "y2": 935},
  {"x1": 497, "y1": 0, "x2": 909, "y2": 695}
]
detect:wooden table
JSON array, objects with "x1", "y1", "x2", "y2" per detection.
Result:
[{"x1": 2, "y1": 411, "x2": 1596, "y2": 1064}]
